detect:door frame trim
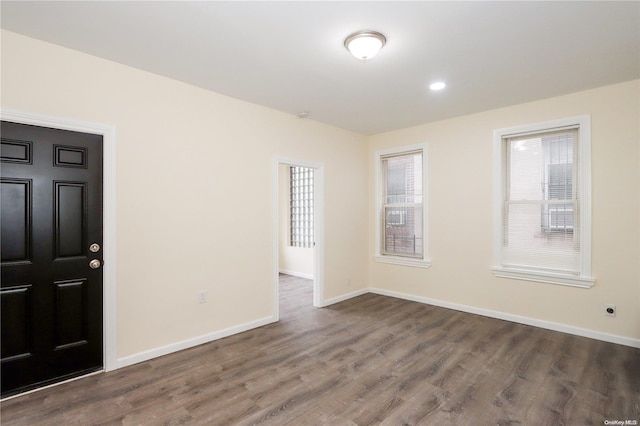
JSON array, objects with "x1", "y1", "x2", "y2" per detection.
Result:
[
  {"x1": 273, "y1": 156, "x2": 325, "y2": 316},
  {"x1": 1, "y1": 108, "x2": 117, "y2": 372}
]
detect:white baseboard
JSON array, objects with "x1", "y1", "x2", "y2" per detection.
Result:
[
  {"x1": 117, "y1": 315, "x2": 277, "y2": 369},
  {"x1": 321, "y1": 288, "x2": 369, "y2": 307},
  {"x1": 369, "y1": 287, "x2": 640, "y2": 349},
  {"x1": 279, "y1": 269, "x2": 314, "y2": 280},
  {"x1": 116, "y1": 286, "x2": 639, "y2": 372},
  {"x1": 114, "y1": 286, "x2": 366, "y2": 370}
]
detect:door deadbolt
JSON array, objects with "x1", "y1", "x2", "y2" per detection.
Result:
[
  {"x1": 89, "y1": 243, "x2": 101, "y2": 253},
  {"x1": 89, "y1": 259, "x2": 101, "y2": 269}
]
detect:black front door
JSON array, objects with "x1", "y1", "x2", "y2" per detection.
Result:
[{"x1": 1, "y1": 121, "x2": 104, "y2": 397}]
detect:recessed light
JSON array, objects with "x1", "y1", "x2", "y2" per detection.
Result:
[{"x1": 429, "y1": 82, "x2": 446, "y2": 91}]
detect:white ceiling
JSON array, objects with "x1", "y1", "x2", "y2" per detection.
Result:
[{"x1": 2, "y1": 1, "x2": 639, "y2": 135}]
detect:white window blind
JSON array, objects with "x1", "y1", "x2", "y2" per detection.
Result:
[
  {"x1": 381, "y1": 151, "x2": 423, "y2": 258},
  {"x1": 290, "y1": 166, "x2": 313, "y2": 248},
  {"x1": 502, "y1": 128, "x2": 580, "y2": 274},
  {"x1": 493, "y1": 116, "x2": 594, "y2": 287}
]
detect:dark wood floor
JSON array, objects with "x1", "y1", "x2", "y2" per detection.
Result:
[{"x1": 2, "y1": 274, "x2": 639, "y2": 425}]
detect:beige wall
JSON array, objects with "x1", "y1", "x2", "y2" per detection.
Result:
[
  {"x1": 2, "y1": 29, "x2": 638, "y2": 362},
  {"x1": 278, "y1": 165, "x2": 314, "y2": 278},
  {"x1": 369, "y1": 80, "x2": 640, "y2": 341},
  {"x1": 1, "y1": 30, "x2": 369, "y2": 358}
]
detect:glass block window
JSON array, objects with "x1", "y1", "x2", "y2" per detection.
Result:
[{"x1": 290, "y1": 166, "x2": 313, "y2": 248}]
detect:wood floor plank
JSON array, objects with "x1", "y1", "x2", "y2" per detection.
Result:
[{"x1": 2, "y1": 274, "x2": 639, "y2": 425}]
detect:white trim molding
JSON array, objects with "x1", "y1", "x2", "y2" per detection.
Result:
[
  {"x1": 117, "y1": 316, "x2": 276, "y2": 369},
  {"x1": 279, "y1": 269, "x2": 314, "y2": 280},
  {"x1": 0, "y1": 108, "x2": 118, "y2": 371},
  {"x1": 320, "y1": 289, "x2": 369, "y2": 307},
  {"x1": 369, "y1": 287, "x2": 640, "y2": 349},
  {"x1": 491, "y1": 267, "x2": 595, "y2": 289},
  {"x1": 273, "y1": 156, "x2": 325, "y2": 313},
  {"x1": 492, "y1": 115, "x2": 593, "y2": 288},
  {"x1": 374, "y1": 142, "x2": 430, "y2": 268},
  {"x1": 373, "y1": 255, "x2": 432, "y2": 269},
  {"x1": 115, "y1": 281, "x2": 640, "y2": 367}
]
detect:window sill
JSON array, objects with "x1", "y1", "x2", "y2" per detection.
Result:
[
  {"x1": 374, "y1": 255, "x2": 432, "y2": 269},
  {"x1": 492, "y1": 267, "x2": 595, "y2": 288}
]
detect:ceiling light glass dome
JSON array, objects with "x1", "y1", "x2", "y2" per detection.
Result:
[{"x1": 344, "y1": 31, "x2": 386, "y2": 61}]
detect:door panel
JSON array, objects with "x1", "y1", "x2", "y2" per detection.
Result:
[
  {"x1": 54, "y1": 279, "x2": 88, "y2": 349},
  {"x1": 55, "y1": 182, "x2": 87, "y2": 258},
  {"x1": 1, "y1": 121, "x2": 103, "y2": 397},
  {"x1": 1, "y1": 139, "x2": 32, "y2": 164},
  {"x1": 1, "y1": 179, "x2": 32, "y2": 262},
  {"x1": 1, "y1": 285, "x2": 32, "y2": 360}
]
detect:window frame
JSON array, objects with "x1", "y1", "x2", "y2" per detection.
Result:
[
  {"x1": 492, "y1": 115, "x2": 594, "y2": 288},
  {"x1": 374, "y1": 143, "x2": 431, "y2": 268}
]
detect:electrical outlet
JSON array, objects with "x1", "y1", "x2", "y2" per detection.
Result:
[
  {"x1": 604, "y1": 304, "x2": 616, "y2": 317},
  {"x1": 198, "y1": 291, "x2": 207, "y2": 304},
  {"x1": 347, "y1": 277, "x2": 352, "y2": 287}
]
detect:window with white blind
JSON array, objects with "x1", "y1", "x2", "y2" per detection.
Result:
[
  {"x1": 375, "y1": 143, "x2": 430, "y2": 268},
  {"x1": 290, "y1": 166, "x2": 313, "y2": 248},
  {"x1": 492, "y1": 116, "x2": 594, "y2": 287}
]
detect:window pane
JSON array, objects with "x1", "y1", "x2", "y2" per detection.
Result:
[
  {"x1": 383, "y1": 205, "x2": 423, "y2": 257},
  {"x1": 508, "y1": 138, "x2": 543, "y2": 201},
  {"x1": 503, "y1": 202, "x2": 579, "y2": 273},
  {"x1": 508, "y1": 132, "x2": 575, "y2": 202},
  {"x1": 383, "y1": 153, "x2": 422, "y2": 204}
]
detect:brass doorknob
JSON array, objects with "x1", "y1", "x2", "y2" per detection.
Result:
[{"x1": 89, "y1": 259, "x2": 101, "y2": 269}]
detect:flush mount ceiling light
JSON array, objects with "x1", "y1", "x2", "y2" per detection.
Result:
[
  {"x1": 429, "y1": 82, "x2": 446, "y2": 91},
  {"x1": 344, "y1": 30, "x2": 386, "y2": 61}
]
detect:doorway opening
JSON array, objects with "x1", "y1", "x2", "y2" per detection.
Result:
[{"x1": 274, "y1": 158, "x2": 324, "y2": 319}]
